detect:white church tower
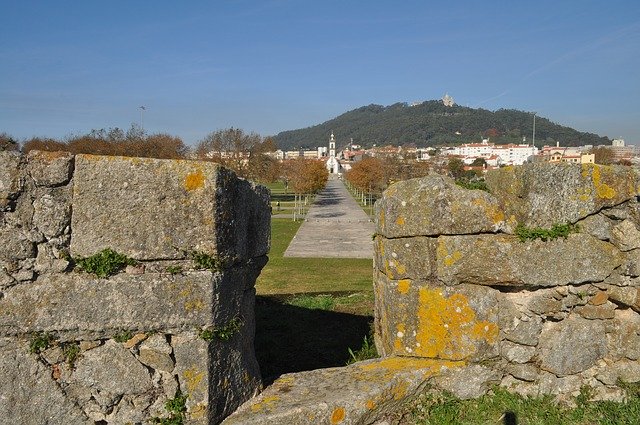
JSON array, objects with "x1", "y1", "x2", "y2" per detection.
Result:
[{"x1": 326, "y1": 132, "x2": 340, "y2": 174}]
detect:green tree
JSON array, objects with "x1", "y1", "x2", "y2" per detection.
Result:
[{"x1": 447, "y1": 157, "x2": 465, "y2": 179}]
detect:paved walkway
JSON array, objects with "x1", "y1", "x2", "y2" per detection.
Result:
[{"x1": 284, "y1": 175, "x2": 375, "y2": 258}]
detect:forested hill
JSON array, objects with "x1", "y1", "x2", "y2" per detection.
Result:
[{"x1": 273, "y1": 101, "x2": 611, "y2": 150}]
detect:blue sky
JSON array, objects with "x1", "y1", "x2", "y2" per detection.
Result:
[{"x1": 1, "y1": 0, "x2": 639, "y2": 145}]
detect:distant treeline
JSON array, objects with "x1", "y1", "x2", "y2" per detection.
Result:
[{"x1": 273, "y1": 101, "x2": 611, "y2": 150}]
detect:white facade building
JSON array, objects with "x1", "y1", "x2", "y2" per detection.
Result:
[{"x1": 326, "y1": 132, "x2": 341, "y2": 174}]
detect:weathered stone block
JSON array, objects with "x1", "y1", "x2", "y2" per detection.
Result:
[
  {"x1": 435, "y1": 233, "x2": 623, "y2": 287},
  {"x1": 375, "y1": 175, "x2": 506, "y2": 238},
  {"x1": 0, "y1": 268, "x2": 262, "y2": 338},
  {"x1": 485, "y1": 163, "x2": 639, "y2": 228},
  {"x1": 375, "y1": 272, "x2": 500, "y2": 361},
  {"x1": 223, "y1": 357, "x2": 465, "y2": 425},
  {"x1": 539, "y1": 316, "x2": 607, "y2": 376},
  {"x1": 374, "y1": 236, "x2": 436, "y2": 280},
  {"x1": 0, "y1": 151, "x2": 22, "y2": 209},
  {"x1": 70, "y1": 155, "x2": 269, "y2": 261},
  {"x1": 0, "y1": 339, "x2": 88, "y2": 424},
  {"x1": 26, "y1": 150, "x2": 74, "y2": 187}
]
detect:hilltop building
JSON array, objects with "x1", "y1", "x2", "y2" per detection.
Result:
[{"x1": 442, "y1": 93, "x2": 455, "y2": 107}]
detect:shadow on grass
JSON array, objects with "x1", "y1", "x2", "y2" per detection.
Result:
[{"x1": 255, "y1": 295, "x2": 373, "y2": 386}]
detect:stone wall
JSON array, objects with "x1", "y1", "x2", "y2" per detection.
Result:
[
  {"x1": 0, "y1": 151, "x2": 270, "y2": 424},
  {"x1": 374, "y1": 163, "x2": 640, "y2": 402}
]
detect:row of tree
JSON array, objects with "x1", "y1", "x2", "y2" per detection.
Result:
[{"x1": 2, "y1": 126, "x2": 331, "y2": 194}]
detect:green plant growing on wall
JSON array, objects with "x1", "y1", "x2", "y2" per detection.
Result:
[
  {"x1": 189, "y1": 251, "x2": 236, "y2": 272},
  {"x1": 29, "y1": 332, "x2": 55, "y2": 354},
  {"x1": 165, "y1": 265, "x2": 183, "y2": 275},
  {"x1": 152, "y1": 391, "x2": 188, "y2": 425},
  {"x1": 75, "y1": 248, "x2": 137, "y2": 278},
  {"x1": 515, "y1": 223, "x2": 579, "y2": 242},
  {"x1": 113, "y1": 330, "x2": 134, "y2": 343},
  {"x1": 62, "y1": 342, "x2": 81, "y2": 367},
  {"x1": 199, "y1": 317, "x2": 243, "y2": 342}
]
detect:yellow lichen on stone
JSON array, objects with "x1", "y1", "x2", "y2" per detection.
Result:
[
  {"x1": 183, "y1": 367, "x2": 205, "y2": 394},
  {"x1": 397, "y1": 279, "x2": 411, "y2": 294},
  {"x1": 392, "y1": 381, "x2": 409, "y2": 400},
  {"x1": 189, "y1": 403, "x2": 207, "y2": 419},
  {"x1": 583, "y1": 164, "x2": 617, "y2": 200},
  {"x1": 185, "y1": 169, "x2": 205, "y2": 191},
  {"x1": 249, "y1": 395, "x2": 280, "y2": 413},
  {"x1": 366, "y1": 399, "x2": 376, "y2": 410},
  {"x1": 472, "y1": 198, "x2": 504, "y2": 224},
  {"x1": 330, "y1": 407, "x2": 346, "y2": 424},
  {"x1": 396, "y1": 216, "x2": 405, "y2": 226},
  {"x1": 359, "y1": 357, "x2": 465, "y2": 381},
  {"x1": 415, "y1": 288, "x2": 498, "y2": 360},
  {"x1": 436, "y1": 239, "x2": 463, "y2": 268}
]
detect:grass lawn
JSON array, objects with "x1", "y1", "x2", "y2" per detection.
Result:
[
  {"x1": 392, "y1": 385, "x2": 640, "y2": 425},
  {"x1": 254, "y1": 217, "x2": 376, "y2": 383},
  {"x1": 256, "y1": 219, "x2": 374, "y2": 296}
]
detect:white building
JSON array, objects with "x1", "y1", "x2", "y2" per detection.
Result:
[{"x1": 326, "y1": 132, "x2": 341, "y2": 174}]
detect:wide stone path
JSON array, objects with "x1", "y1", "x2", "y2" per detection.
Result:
[{"x1": 283, "y1": 175, "x2": 375, "y2": 258}]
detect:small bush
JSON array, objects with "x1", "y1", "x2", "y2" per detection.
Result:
[
  {"x1": 75, "y1": 248, "x2": 136, "y2": 278},
  {"x1": 455, "y1": 178, "x2": 489, "y2": 192},
  {"x1": 515, "y1": 222, "x2": 579, "y2": 242},
  {"x1": 200, "y1": 318, "x2": 243, "y2": 342}
]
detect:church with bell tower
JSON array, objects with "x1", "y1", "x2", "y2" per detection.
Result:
[{"x1": 326, "y1": 132, "x2": 341, "y2": 174}]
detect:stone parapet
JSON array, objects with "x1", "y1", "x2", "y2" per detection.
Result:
[
  {"x1": 0, "y1": 151, "x2": 269, "y2": 424},
  {"x1": 374, "y1": 164, "x2": 640, "y2": 402}
]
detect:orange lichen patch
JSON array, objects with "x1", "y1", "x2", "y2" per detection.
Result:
[
  {"x1": 395, "y1": 216, "x2": 405, "y2": 226},
  {"x1": 397, "y1": 279, "x2": 411, "y2": 294},
  {"x1": 359, "y1": 357, "x2": 465, "y2": 381},
  {"x1": 472, "y1": 198, "x2": 505, "y2": 224},
  {"x1": 436, "y1": 239, "x2": 463, "y2": 268},
  {"x1": 183, "y1": 367, "x2": 205, "y2": 394},
  {"x1": 366, "y1": 399, "x2": 376, "y2": 410},
  {"x1": 249, "y1": 395, "x2": 280, "y2": 413},
  {"x1": 392, "y1": 381, "x2": 409, "y2": 400},
  {"x1": 415, "y1": 288, "x2": 499, "y2": 360},
  {"x1": 30, "y1": 150, "x2": 70, "y2": 161},
  {"x1": 185, "y1": 169, "x2": 205, "y2": 191},
  {"x1": 330, "y1": 407, "x2": 346, "y2": 424}
]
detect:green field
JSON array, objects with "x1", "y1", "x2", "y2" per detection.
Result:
[
  {"x1": 254, "y1": 217, "x2": 376, "y2": 383},
  {"x1": 256, "y1": 219, "x2": 374, "y2": 299}
]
